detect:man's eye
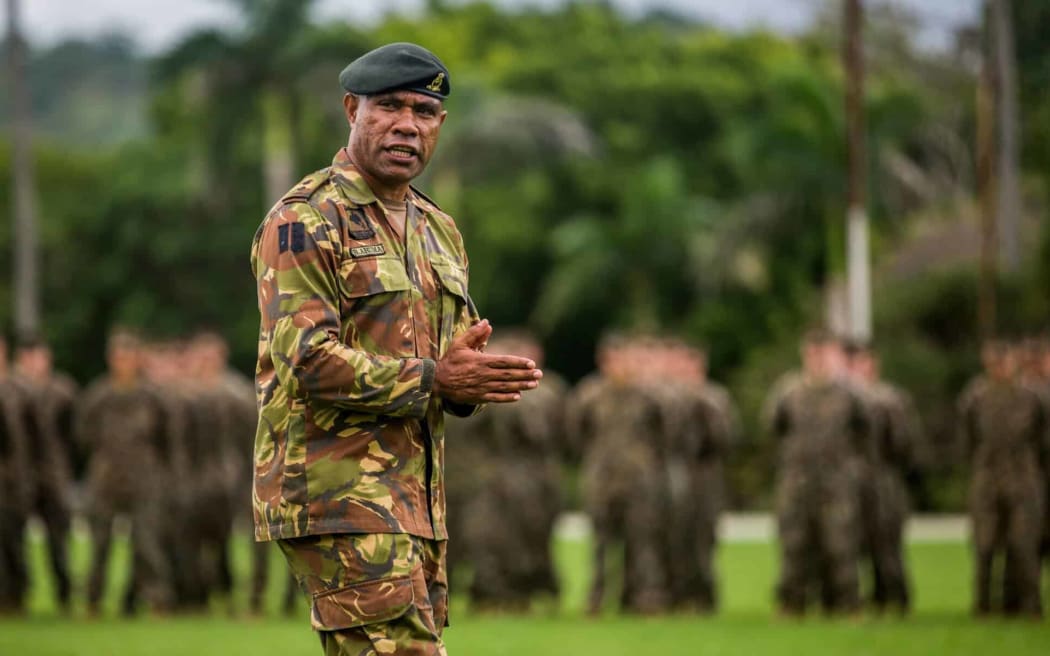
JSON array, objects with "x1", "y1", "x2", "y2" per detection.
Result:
[{"x1": 417, "y1": 106, "x2": 437, "y2": 117}]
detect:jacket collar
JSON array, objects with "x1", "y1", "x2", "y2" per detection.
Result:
[{"x1": 330, "y1": 147, "x2": 426, "y2": 210}]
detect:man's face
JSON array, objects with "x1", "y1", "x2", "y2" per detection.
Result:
[
  {"x1": 847, "y1": 351, "x2": 876, "y2": 383},
  {"x1": 16, "y1": 347, "x2": 51, "y2": 379},
  {"x1": 344, "y1": 91, "x2": 447, "y2": 189},
  {"x1": 982, "y1": 343, "x2": 1014, "y2": 380},
  {"x1": 107, "y1": 345, "x2": 140, "y2": 379}
]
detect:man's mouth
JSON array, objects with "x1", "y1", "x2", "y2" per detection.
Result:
[{"x1": 386, "y1": 145, "x2": 418, "y2": 161}]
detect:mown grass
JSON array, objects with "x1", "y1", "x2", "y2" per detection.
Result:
[{"x1": 1, "y1": 529, "x2": 1047, "y2": 656}]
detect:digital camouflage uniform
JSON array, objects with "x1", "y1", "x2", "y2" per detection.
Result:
[
  {"x1": 0, "y1": 378, "x2": 32, "y2": 614},
  {"x1": 857, "y1": 380, "x2": 921, "y2": 612},
  {"x1": 570, "y1": 375, "x2": 669, "y2": 615},
  {"x1": 252, "y1": 150, "x2": 478, "y2": 654},
  {"x1": 959, "y1": 376, "x2": 1047, "y2": 616},
  {"x1": 765, "y1": 372, "x2": 869, "y2": 615},
  {"x1": 19, "y1": 372, "x2": 78, "y2": 610},
  {"x1": 173, "y1": 381, "x2": 238, "y2": 610},
  {"x1": 658, "y1": 381, "x2": 736, "y2": 613},
  {"x1": 76, "y1": 376, "x2": 175, "y2": 614},
  {"x1": 222, "y1": 369, "x2": 299, "y2": 616},
  {"x1": 440, "y1": 413, "x2": 491, "y2": 593},
  {"x1": 456, "y1": 371, "x2": 567, "y2": 610}
]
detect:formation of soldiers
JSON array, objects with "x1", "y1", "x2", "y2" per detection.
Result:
[
  {"x1": 0, "y1": 328, "x2": 291, "y2": 617},
  {"x1": 2, "y1": 327, "x2": 1049, "y2": 619},
  {"x1": 447, "y1": 332, "x2": 740, "y2": 615},
  {"x1": 763, "y1": 331, "x2": 924, "y2": 617},
  {"x1": 958, "y1": 337, "x2": 1049, "y2": 617}
]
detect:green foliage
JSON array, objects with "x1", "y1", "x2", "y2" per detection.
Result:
[{"x1": 3, "y1": 2, "x2": 1050, "y2": 510}]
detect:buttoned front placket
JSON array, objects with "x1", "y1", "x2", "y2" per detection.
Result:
[{"x1": 375, "y1": 197, "x2": 443, "y2": 536}]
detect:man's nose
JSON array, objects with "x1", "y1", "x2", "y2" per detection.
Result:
[{"x1": 392, "y1": 108, "x2": 419, "y2": 135}]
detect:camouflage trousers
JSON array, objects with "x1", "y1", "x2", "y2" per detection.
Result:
[
  {"x1": 279, "y1": 533, "x2": 449, "y2": 656},
  {"x1": 775, "y1": 464, "x2": 861, "y2": 615},
  {"x1": 970, "y1": 469, "x2": 1044, "y2": 616},
  {"x1": 0, "y1": 507, "x2": 27, "y2": 613},
  {"x1": 85, "y1": 486, "x2": 173, "y2": 615},
  {"x1": 859, "y1": 467, "x2": 911, "y2": 612}
]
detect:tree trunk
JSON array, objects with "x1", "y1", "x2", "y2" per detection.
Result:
[
  {"x1": 844, "y1": 0, "x2": 871, "y2": 341},
  {"x1": 990, "y1": 0, "x2": 1021, "y2": 273},
  {"x1": 261, "y1": 86, "x2": 297, "y2": 207},
  {"x1": 6, "y1": 0, "x2": 41, "y2": 341}
]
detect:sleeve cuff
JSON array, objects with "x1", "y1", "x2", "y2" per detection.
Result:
[{"x1": 419, "y1": 358, "x2": 436, "y2": 395}]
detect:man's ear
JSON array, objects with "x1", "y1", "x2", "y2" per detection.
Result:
[{"x1": 343, "y1": 93, "x2": 360, "y2": 126}]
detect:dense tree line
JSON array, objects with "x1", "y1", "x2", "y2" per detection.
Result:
[{"x1": 2, "y1": 1, "x2": 1048, "y2": 509}]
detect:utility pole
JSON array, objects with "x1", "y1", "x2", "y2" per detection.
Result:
[
  {"x1": 990, "y1": 0, "x2": 1020, "y2": 273},
  {"x1": 6, "y1": 0, "x2": 41, "y2": 341},
  {"x1": 977, "y1": 2, "x2": 999, "y2": 340},
  {"x1": 844, "y1": 0, "x2": 871, "y2": 342}
]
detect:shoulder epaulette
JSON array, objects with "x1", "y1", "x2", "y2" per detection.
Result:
[
  {"x1": 280, "y1": 168, "x2": 333, "y2": 206},
  {"x1": 410, "y1": 185, "x2": 444, "y2": 212}
]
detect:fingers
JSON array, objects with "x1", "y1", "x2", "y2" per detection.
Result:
[
  {"x1": 482, "y1": 392, "x2": 524, "y2": 403},
  {"x1": 458, "y1": 319, "x2": 492, "y2": 350},
  {"x1": 485, "y1": 355, "x2": 538, "y2": 370},
  {"x1": 490, "y1": 368, "x2": 543, "y2": 382}
]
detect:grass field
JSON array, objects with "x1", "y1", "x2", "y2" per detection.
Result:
[{"x1": 2, "y1": 529, "x2": 1048, "y2": 656}]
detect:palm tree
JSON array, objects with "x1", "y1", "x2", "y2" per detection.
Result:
[{"x1": 153, "y1": 0, "x2": 369, "y2": 210}]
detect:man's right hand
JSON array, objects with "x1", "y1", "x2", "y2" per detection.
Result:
[{"x1": 433, "y1": 320, "x2": 542, "y2": 404}]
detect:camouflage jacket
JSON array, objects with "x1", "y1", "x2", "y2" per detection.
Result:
[
  {"x1": 957, "y1": 376, "x2": 1047, "y2": 474},
  {"x1": 251, "y1": 149, "x2": 478, "y2": 542},
  {"x1": 765, "y1": 373, "x2": 870, "y2": 468}
]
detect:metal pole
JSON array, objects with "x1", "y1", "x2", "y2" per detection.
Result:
[
  {"x1": 6, "y1": 0, "x2": 41, "y2": 341},
  {"x1": 844, "y1": 0, "x2": 871, "y2": 341}
]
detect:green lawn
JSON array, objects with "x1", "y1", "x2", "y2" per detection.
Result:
[{"x1": 1, "y1": 530, "x2": 1048, "y2": 656}]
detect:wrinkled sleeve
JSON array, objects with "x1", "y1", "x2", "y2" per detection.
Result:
[{"x1": 254, "y1": 203, "x2": 434, "y2": 418}]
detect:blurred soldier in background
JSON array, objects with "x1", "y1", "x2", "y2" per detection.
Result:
[
  {"x1": 958, "y1": 339, "x2": 1046, "y2": 617},
  {"x1": 650, "y1": 338, "x2": 734, "y2": 614},
  {"x1": 682, "y1": 342, "x2": 737, "y2": 612},
  {"x1": 452, "y1": 330, "x2": 566, "y2": 611},
  {"x1": 185, "y1": 332, "x2": 244, "y2": 612},
  {"x1": 190, "y1": 331, "x2": 302, "y2": 618},
  {"x1": 77, "y1": 329, "x2": 175, "y2": 616},
  {"x1": 0, "y1": 335, "x2": 32, "y2": 615},
  {"x1": 765, "y1": 330, "x2": 868, "y2": 616},
  {"x1": 571, "y1": 334, "x2": 668, "y2": 615},
  {"x1": 846, "y1": 342, "x2": 922, "y2": 614},
  {"x1": 1038, "y1": 338, "x2": 1050, "y2": 589},
  {"x1": 14, "y1": 337, "x2": 79, "y2": 612}
]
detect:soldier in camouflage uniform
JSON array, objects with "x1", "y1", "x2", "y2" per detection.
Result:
[
  {"x1": 253, "y1": 43, "x2": 541, "y2": 655},
  {"x1": 570, "y1": 336, "x2": 669, "y2": 615},
  {"x1": 660, "y1": 341, "x2": 737, "y2": 614},
  {"x1": 765, "y1": 331, "x2": 869, "y2": 616},
  {"x1": 846, "y1": 342, "x2": 922, "y2": 613},
  {"x1": 453, "y1": 331, "x2": 566, "y2": 611},
  {"x1": 0, "y1": 335, "x2": 32, "y2": 615},
  {"x1": 186, "y1": 332, "x2": 303, "y2": 617},
  {"x1": 14, "y1": 337, "x2": 79, "y2": 612},
  {"x1": 1037, "y1": 339, "x2": 1050, "y2": 591},
  {"x1": 77, "y1": 330, "x2": 175, "y2": 615},
  {"x1": 958, "y1": 340, "x2": 1046, "y2": 617}
]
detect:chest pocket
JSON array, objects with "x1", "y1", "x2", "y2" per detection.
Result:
[
  {"x1": 430, "y1": 259, "x2": 470, "y2": 353},
  {"x1": 340, "y1": 255, "x2": 413, "y2": 299}
]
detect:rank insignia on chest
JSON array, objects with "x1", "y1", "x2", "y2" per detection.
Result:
[{"x1": 350, "y1": 244, "x2": 386, "y2": 258}]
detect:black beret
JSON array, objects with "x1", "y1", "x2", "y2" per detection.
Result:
[{"x1": 339, "y1": 42, "x2": 451, "y2": 100}]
